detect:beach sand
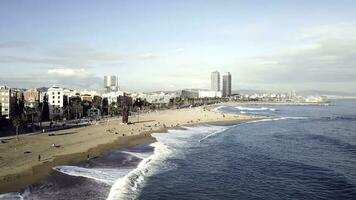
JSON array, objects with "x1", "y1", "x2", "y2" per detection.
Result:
[{"x1": 0, "y1": 107, "x2": 263, "y2": 193}]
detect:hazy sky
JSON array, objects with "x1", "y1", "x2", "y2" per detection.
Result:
[{"x1": 1, "y1": 0, "x2": 356, "y2": 92}]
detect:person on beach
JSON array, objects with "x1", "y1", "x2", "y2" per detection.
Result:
[{"x1": 38, "y1": 154, "x2": 41, "y2": 162}]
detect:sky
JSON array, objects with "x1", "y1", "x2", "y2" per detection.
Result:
[{"x1": 0, "y1": 0, "x2": 356, "y2": 93}]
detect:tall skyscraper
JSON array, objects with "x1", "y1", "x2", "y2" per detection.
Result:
[
  {"x1": 104, "y1": 75, "x2": 119, "y2": 92},
  {"x1": 222, "y1": 72, "x2": 232, "y2": 97},
  {"x1": 211, "y1": 71, "x2": 220, "y2": 92}
]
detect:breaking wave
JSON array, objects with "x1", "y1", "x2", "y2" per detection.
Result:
[
  {"x1": 53, "y1": 166, "x2": 131, "y2": 185},
  {"x1": 211, "y1": 106, "x2": 226, "y2": 112},
  {"x1": 235, "y1": 106, "x2": 276, "y2": 112},
  {"x1": 0, "y1": 193, "x2": 24, "y2": 200},
  {"x1": 106, "y1": 142, "x2": 172, "y2": 200}
]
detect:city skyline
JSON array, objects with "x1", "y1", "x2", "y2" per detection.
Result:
[{"x1": 1, "y1": 1, "x2": 356, "y2": 93}]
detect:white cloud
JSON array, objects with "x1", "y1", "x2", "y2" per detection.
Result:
[{"x1": 47, "y1": 68, "x2": 89, "y2": 77}]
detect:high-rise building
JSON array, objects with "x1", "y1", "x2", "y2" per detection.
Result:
[
  {"x1": 211, "y1": 71, "x2": 220, "y2": 92},
  {"x1": 104, "y1": 75, "x2": 119, "y2": 92},
  {"x1": 222, "y1": 72, "x2": 232, "y2": 97}
]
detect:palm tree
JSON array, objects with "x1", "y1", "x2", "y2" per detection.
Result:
[{"x1": 12, "y1": 116, "x2": 23, "y2": 140}]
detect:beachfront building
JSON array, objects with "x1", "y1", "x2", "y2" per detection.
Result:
[
  {"x1": 132, "y1": 92, "x2": 178, "y2": 104},
  {"x1": 222, "y1": 72, "x2": 232, "y2": 97},
  {"x1": 87, "y1": 107, "x2": 101, "y2": 118},
  {"x1": 81, "y1": 94, "x2": 93, "y2": 102},
  {"x1": 0, "y1": 85, "x2": 14, "y2": 119},
  {"x1": 23, "y1": 88, "x2": 40, "y2": 103},
  {"x1": 23, "y1": 88, "x2": 40, "y2": 109},
  {"x1": 104, "y1": 75, "x2": 119, "y2": 92},
  {"x1": 211, "y1": 71, "x2": 221, "y2": 92},
  {"x1": 198, "y1": 90, "x2": 222, "y2": 98},
  {"x1": 102, "y1": 91, "x2": 124, "y2": 105},
  {"x1": 47, "y1": 86, "x2": 65, "y2": 120},
  {"x1": 181, "y1": 89, "x2": 199, "y2": 99}
]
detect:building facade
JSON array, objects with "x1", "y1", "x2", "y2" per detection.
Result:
[
  {"x1": 222, "y1": 72, "x2": 232, "y2": 97},
  {"x1": 102, "y1": 91, "x2": 124, "y2": 105},
  {"x1": 0, "y1": 85, "x2": 14, "y2": 119},
  {"x1": 24, "y1": 88, "x2": 40, "y2": 103},
  {"x1": 47, "y1": 86, "x2": 64, "y2": 120},
  {"x1": 198, "y1": 90, "x2": 222, "y2": 98},
  {"x1": 211, "y1": 71, "x2": 220, "y2": 92},
  {"x1": 104, "y1": 75, "x2": 119, "y2": 92}
]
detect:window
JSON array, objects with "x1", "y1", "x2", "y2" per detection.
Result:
[
  {"x1": 58, "y1": 92, "x2": 60, "y2": 95},
  {"x1": 53, "y1": 101, "x2": 55, "y2": 104},
  {"x1": 58, "y1": 101, "x2": 60, "y2": 103},
  {"x1": 53, "y1": 96, "x2": 55, "y2": 99},
  {"x1": 52, "y1": 92, "x2": 55, "y2": 95}
]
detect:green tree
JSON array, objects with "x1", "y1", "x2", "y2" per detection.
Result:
[
  {"x1": 12, "y1": 115, "x2": 24, "y2": 140},
  {"x1": 70, "y1": 100, "x2": 82, "y2": 119},
  {"x1": 23, "y1": 106, "x2": 36, "y2": 125},
  {"x1": 41, "y1": 94, "x2": 50, "y2": 122},
  {"x1": 63, "y1": 105, "x2": 70, "y2": 120},
  {"x1": 109, "y1": 102, "x2": 120, "y2": 116}
]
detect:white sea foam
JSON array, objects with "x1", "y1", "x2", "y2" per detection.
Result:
[
  {"x1": 120, "y1": 151, "x2": 152, "y2": 160},
  {"x1": 106, "y1": 142, "x2": 172, "y2": 200},
  {"x1": 0, "y1": 193, "x2": 24, "y2": 200},
  {"x1": 198, "y1": 126, "x2": 230, "y2": 143},
  {"x1": 106, "y1": 125, "x2": 227, "y2": 199},
  {"x1": 235, "y1": 106, "x2": 276, "y2": 112},
  {"x1": 53, "y1": 166, "x2": 131, "y2": 185},
  {"x1": 211, "y1": 106, "x2": 226, "y2": 112},
  {"x1": 244, "y1": 116, "x2": 308, "y2": 124}
]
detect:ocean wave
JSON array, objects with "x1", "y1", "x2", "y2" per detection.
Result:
[
  {"x1": 235, "y1": 106, "x2": 276, "y2": 112},
  {"x1": 120, "y1": 151, "x2": 152, "y2": 160},
  {"x1": 106, "y1": 142, "x2": 172, "y2": 200},
  {"x1": 199, "y1": 126, "x2": 230, "y2": 143},
  {"x1": 318, "y1": 115, "x2": 356, "y2": 122},
  {"x1": 244, "y1": 116, "x2": 308, "y2": 124},
  {"x1": 0, "y1": 193, "x2": 24, "y2": 200},
  {"x1": 53, "y1": 166, "x2": 131, "y2": 185},
  {"x1": 211, "y1": 106, "x2": 226, "y2": 112}
]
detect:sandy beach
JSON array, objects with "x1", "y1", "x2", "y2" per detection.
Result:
[{"x1": 0, "y1": 107, "x2": 263, "y2": 193}]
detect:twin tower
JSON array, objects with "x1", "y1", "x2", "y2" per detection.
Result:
[{"x1": 211, "y1": 71, "x2": 232, "y2": 97}]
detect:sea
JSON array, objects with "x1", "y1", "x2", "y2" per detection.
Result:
[{"x1": 1, "y1": 99, "x2": 356, "y2": 200}]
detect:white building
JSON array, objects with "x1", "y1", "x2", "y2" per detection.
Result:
[
  {"x1": 0, "y1": 85, "x2": 13, "y2": 119},
  {"x1": 211, "y1": 71, "x2": 220, "y2": 92},
  {"x1": 104, "y1": 75, "x2": 119, "y2": 92},
  {"x1": 133, "y1": 92, "x2": 178, "y2": 104},
  {"x1": 198, "y1": 90, "x2": 222, "y2": 98},
  {"x1": 102, "y1": 91, "x2": 124, "y2": 105},
  {"x1": 47, "y1": 86, "x2": 64, "y2": 120}
]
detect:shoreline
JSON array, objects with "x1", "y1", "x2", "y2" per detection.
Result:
[
  {"x1": 220, "y1": 101, "x2": 330, "y2": 106},
  {"x1": 0, "y1": 107, "x2": 265, "y2": 194}
]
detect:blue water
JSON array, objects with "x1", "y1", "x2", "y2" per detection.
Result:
[
  {"x1": 136, "y1": 100, "x2": 356, "y2": 200},
  {"x1": 1, "y1": 99, "x2": 356, "y2": 200}
]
